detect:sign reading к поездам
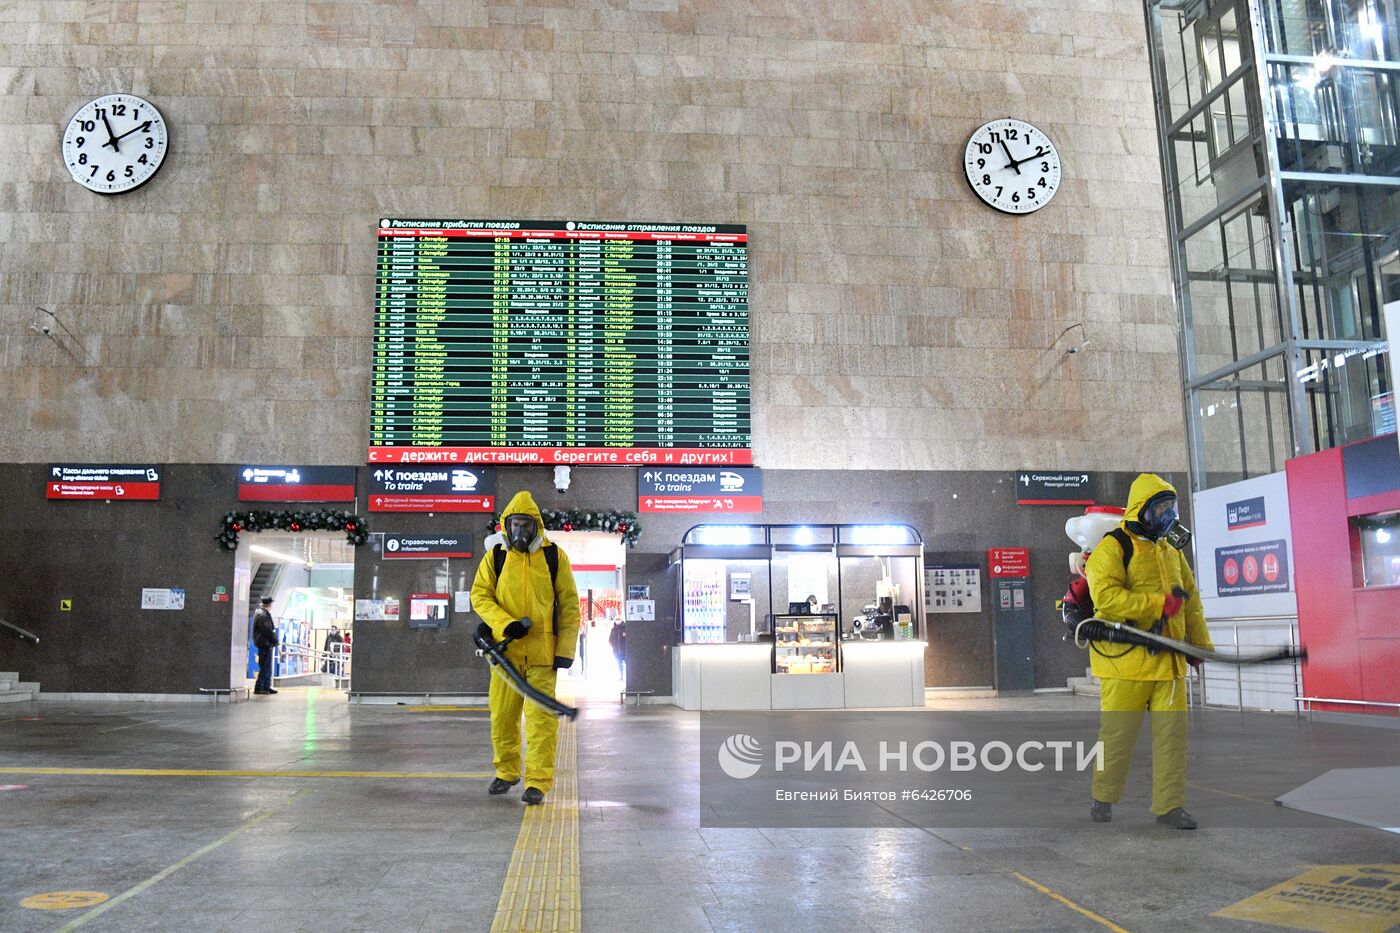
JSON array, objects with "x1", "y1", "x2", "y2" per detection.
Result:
[
  {"x1": 1216, "y1": 540, "x2": 1290, "y2": 596},
  {"x1": 367, "y1": 466, "x2": 496, "y2": 513},
  {"x1": 638, "y1": 467, "x2": 763, "y2": 513},
  {"x1": 1015, "y1": 471, "x2": 1094, "y2": 505}
]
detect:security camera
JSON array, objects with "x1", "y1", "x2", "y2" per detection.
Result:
[{"x1": 553, "y1": 465, "x2": 572, "y2": 494}]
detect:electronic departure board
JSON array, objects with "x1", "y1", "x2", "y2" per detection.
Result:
[{"x1": 370, "y1": 219, "x2": 751, "y2": 466}]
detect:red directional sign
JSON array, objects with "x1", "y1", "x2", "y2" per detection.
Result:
[{"x1": 47, "y1": 464, "x2": 161, "y2": 501}]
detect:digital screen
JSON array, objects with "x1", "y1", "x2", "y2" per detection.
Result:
[{"x1": 370, "y1": 219, "x2": 751, "y2": 465}]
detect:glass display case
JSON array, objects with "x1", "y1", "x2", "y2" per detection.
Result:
[{"x1": 772, "y1": 612, "x2": 838, "y2": 674}]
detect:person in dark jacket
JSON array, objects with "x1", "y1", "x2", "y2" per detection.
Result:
[{"x1": 252, "y1": 596, "x2": 279, "y2": 695}]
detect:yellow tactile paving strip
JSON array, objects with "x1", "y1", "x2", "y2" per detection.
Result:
[{"x1": 490, "y1": 718, "x2": 582, "y2": 933}]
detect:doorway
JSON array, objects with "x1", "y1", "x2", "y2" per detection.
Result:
[
  {"x1": 548, "y1": 531, "x2": 627, "y2": 700},
  {"x1": 231, "y1": 531, "x2": 357, "y2": 694}
]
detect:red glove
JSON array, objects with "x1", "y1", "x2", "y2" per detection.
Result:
[{"x1": 1162, "y1": 592, "x2": 1185, "y2": 618}]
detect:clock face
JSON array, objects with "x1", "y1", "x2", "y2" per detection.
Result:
[
  {"x1": 963, "y1": 119, "x2": 1060, "y2": 214},
  {"x1": 61, "y1": 94, "x2": 168, "y2": 194}
]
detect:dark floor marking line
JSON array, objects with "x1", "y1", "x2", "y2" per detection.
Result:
[
  {"x1": 49, "y1": 787, "x2": 315, "y2": 933},
  {"x1": 0, "y1": 766, "x2": 493, "y2": 779}
]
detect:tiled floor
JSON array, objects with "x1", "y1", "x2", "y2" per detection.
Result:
[{"x1": 1, "y1": 690, "x2": 1399, "y2": 932}]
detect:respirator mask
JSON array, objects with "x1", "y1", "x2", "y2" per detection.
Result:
[
  {"x1": 505, "y1": 514, "x2": 538, "y2": 553},
  {"x1": 1141, "y1": 495, "x2": 1192, "y2": 550}
]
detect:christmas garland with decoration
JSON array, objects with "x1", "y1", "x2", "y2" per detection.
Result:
[
  {"x1": 217, "y1": 509, "x2": 370, "y2": 551},
  {"x1": 489, "y1": 508, "x2": 641, "y2": 547}
]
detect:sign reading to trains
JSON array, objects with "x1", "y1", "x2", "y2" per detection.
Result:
[
  {"x1": 638, "y1": 467, "x2": 763, "y2": 513},
  {"x1": 367, "y1": 466, "x2": 496, "y2": 513},
  {"x1": 47, "y1": 464, "x2": 161, "y2": 501},
  {"x1": 370, "y1": 219, "x2": 750, "y2": 466}
]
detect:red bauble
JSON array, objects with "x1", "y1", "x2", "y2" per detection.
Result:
[
  {"x1": 231, "y1": 523, "x2": 242, "y2": 532},
  {"x1": 346, "y1": 523, "x2": 356, "y2": 531},
  {"x1": 290, "y1": 522, "x2": 301, "y2": 531},
  {"x1": 563, "y1": 522, "x2": 573, "y2": 531},
  {"x1": 618, "y1": 523, "x2": 628, "y2": 532}
]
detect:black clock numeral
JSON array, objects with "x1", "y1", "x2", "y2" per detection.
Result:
[
  {"x1": 138, "y1": 153, "x2": 148, "y2": 165},
  {"x1": 105, "y1": 170, "x2": 115, "y2": 182},
  {"x1": 977, "y1": 143, "x2": 992, "y2": 155},
  {"x1": 75, "y1": 135, "x2": 84, "y2": 147},
  {"x1": 976, "y1": 158, "x2": 985, "y2": 169},
  {"x1": 112, "y1": 103, "x2": 126, "y2": 116},
  {"x1": 995, "y1": 186, "x2": 1003, "y2": 198},
  {"x1": 1012, "y1": 192, "x2": 1021, "y2": 203},
  {"x1": 80, "y1": 120, "x2": 94, "y2": 132},
  {"x1": 124, "y1": 165, "x2": 133, "y2": 178},
  {"x1": 89, "y1": 165, "x2": 98, "y2": 177},
  {"x1": 95, "y1": 107, "x2": 106, "y2": 119},
  {"x1": 981, "y1": 174, "x2": 990, "y2": 186},
  {"x1": 1027, "y1": 188, "x2": 1036, "y2": 199},
  {"x1": 145, "y1": 137, "x2": 154, "y2": 149},
  {"x1": 1006, "y1": 128, "x2": 1018, "y2": 140},
  {"x1": 1041, "y1": 161, "x2": 1050, "y2": 173},
  {"x1": 1038, "y1": 177, "x2": 1047, "y2": 188},
  {"x1": 134, "y1": 108, "x2": 141, "y2": 119},
  {"x1": 77, "y1": 152, "x2": 87, "y2": 165}
]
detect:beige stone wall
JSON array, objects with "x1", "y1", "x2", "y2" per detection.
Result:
[{"x1": 0, "y1": 0, "x2": 1184, "y2": 470}]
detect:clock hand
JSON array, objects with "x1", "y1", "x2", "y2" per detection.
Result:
[
  {"x1": 999, "y1": 139, "x2": 1021, "y2": 175},
  {"x1": 112, "y1": 120, "x2": 153, "y2": 143},
  {"x1": 1007, "y1": 146, "x2": 1048, "y2": 171},
  {"x1": 100, "y1": 113, "x2": 120, "y2": 152}
]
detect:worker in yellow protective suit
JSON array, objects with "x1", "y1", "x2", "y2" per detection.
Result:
[
  {"x1": 471, "y1": 491, "x2": 580, "y2": 805},
  {"x1": 1085, "y1": 473, "x2": 1212, "y2": 829}
]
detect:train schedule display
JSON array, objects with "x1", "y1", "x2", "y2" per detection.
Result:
[{"x1": 370, "y1": 219, "x2": 751, "y2": 465}]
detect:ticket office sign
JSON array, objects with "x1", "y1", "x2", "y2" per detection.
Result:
[
  {"x1": 637, "y1": 467, "x2": 763, "y2": 513},
  {"x1": 370, "y1": 219, "x2": 751, "y2": 466},
  {"x1": 48, "y1": 464, "x2": 161, "y2": 500},
  {"x1": 367, "y1": 466, "x2": 496, "y2": 513}
]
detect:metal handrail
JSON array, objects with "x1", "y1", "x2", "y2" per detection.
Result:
[
  {"x1": 0, "y1": 618, "x2": 39, "y2": 645},
  {"x1": 1296, "y1": 697, "x2": 1400, "y2": 710},
  {"x1": 273, "y1": 642, "x2": 351, "y2": 681},
  {"x1": 1190, "y1": 616, "x2": 1301, "y2": 714}
]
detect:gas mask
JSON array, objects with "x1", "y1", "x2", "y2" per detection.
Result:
[
  {"x1": 505, "y1": 514, "x2": 538, "y2": 553},
  {"x1": 1141, "y1": 495, "x2": 1191, "y2": 549}
]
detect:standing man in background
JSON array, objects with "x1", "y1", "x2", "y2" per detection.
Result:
[
  {"x1": 252, "y1": 596, "x2": 279, "y2": 696},
  {"x1": 472, "y1": 491, "x2": 581, "y2": 805}
]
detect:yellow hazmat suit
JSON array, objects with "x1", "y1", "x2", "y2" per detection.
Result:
[
  {"x1": 471, "y1": 491, "x2": 580, "y2": 794},
  {"x1": 1085, "y1": 473, "x2": 1213, "y2": 815}
]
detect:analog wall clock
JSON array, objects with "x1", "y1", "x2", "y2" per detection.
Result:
[
  {"x1": 61, "y1": 94, "x2": 169, "y2": 194},
  {"x1": 963, "y1": 119, "x2": 1060, "y2": 214}
]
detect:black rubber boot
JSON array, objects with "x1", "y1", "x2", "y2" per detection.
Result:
[
  {"x1": 522, "y1": 787, "x2": 545, "y2": 806},
  {"x1": 1156, "y1": 807, "x2": 1197, "y2": 829},
  {"x1": 488, "y1": 777, "x2": 519, "y2": 795},
  {"x1": 1090, "y1": 800, "x2": 1112, "y2": 823}
]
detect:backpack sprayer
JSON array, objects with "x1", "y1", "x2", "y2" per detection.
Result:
[
  {"x1": 1061, "y1": 507, "x2": 1305, "y2": 667},
  {"x1": 473, "y1": 619, "x2": 579, "y2": 720}
]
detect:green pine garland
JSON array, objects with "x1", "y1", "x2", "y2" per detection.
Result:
[
  {"x1": 217, "y1": 509, "x2": 370, "y2": 551},
  {"x1": 488, "y1": 508, "x2": 642, "y2": 547}
]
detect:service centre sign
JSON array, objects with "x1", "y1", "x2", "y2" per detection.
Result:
[
  {"x1": 1015, "y1": 471, "x2": 1094, "y2": 505},
  {"x1": 1216, "y1": 540, "x2": 1290, "y2": 596},
  {"x1": 638, "y1": 467, "x2": 763, "y2": 513},
  {"x1": 382, "y1": 535, "x2": 473, "y2": 559},
  {"x1": 238, "y1": 465, "x2": 356, "y2": 502},
  {"x1": 48, "y1": 464, "x2": 161, "y2": 500},
  {"x1": 368, "y1": 466, "x2": 496, "y2": 513}
]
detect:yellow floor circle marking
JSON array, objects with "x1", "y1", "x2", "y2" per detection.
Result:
[
  {"x1": 20, "y1": 891, "x2": 109, "y2": 910},
  {"x1": 1215, "y1": 864, "x2": 1400, "y2": 933},
  {"x1": 491, "y1": 718, "x2": 581, "y2": 932}
]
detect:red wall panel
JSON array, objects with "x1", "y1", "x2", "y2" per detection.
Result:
[
  {"x1": 1288, "y1": 437, "x2": 1400, "y2": 713},
  {"x1": 1286, "y1": 447, "x2": 1359, "y2": 707}
]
